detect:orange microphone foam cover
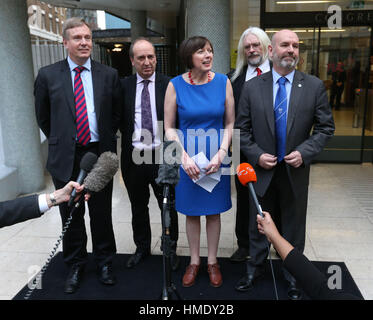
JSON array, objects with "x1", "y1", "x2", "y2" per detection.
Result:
[{"x1": 236, "y1": 163, "x2": 257, "y2": 185}]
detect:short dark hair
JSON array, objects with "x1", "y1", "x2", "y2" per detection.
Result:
[
  {"x1": 129, "y1": 38, "x2": 156, "y2": 58},
  {"x1": 179, "y1": 36, "x2": 213, "y2": 69},
  {"x1": 62, "y1": 17, "x2": 91, "y2": 40}
]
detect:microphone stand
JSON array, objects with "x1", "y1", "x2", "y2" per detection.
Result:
[{"x1": 160, "y1": 184, "x2": 182, "y2": 300}]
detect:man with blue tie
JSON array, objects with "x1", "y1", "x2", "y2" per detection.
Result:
[
  {"x1": 34, "y1": 17, "x2": 122, "y2": 294},
  {"x1": 234, "y1": 30, "x2": 335, "y2": 299}
]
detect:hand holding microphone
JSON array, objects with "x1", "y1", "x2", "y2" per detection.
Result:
[
  {"x1": 68, "y1": 152, "x2": 119, "y2": 207},
  {"x1": 68, "y1": 152, "x2": 97, "y2": 207}
]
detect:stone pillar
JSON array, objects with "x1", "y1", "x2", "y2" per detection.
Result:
[
  {"x1": 0, "y1": 0, "x2": 44, "y2": 200},
  {"x1": 130, "y1": 10, "x2": 147, "y2": 40},
  {"x1": 186, "y1": 0, "x2": 230, "y2": 74}
]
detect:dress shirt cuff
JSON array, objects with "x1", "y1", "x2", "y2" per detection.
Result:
[{"x1": 38, "y1": 194, "x2": 49, "y2": 214}]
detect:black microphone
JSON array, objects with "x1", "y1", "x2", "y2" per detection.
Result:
[
  {"x1": 68, "y1": 152, "x2": 97, "y2": 207},
  {"x1": 156, "y1": 140, "x2": 182, "y2": 186},
  {"x1": 83, "y1": 152, "x2": 119, "y2": 192},
  {"x1": 156, "y1": 140, "x2": 182, "y2": 233}
]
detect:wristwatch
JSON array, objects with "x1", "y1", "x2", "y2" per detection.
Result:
[{"x1": 49, "y1": 192, "x2": 57, "y2": 206}]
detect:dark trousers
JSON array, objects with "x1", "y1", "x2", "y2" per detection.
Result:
[
  {"x1": 234, "y1": 175, "x2": 250, "y2": 250},
  {"x1": 247, "y1": 162, "x2": 308, "y2": 275},
  {"x1": 122, "y1": 155, "x2": 179, "y2": 253},
  {"x1": 52, "y1": 143, "x2": 116, "y2": 268}
]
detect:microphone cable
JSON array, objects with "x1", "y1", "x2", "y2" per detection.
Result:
[
  {"x1": 24, "y1": 198, "x2": 83, "y2": 300},
  {"x1": 267, "y1": 242, "x2": 279, "y2": 300}
]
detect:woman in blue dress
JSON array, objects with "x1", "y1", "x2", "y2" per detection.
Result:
[{"x1": 164, "y1": 36, "x2": 235, "y2": 288}]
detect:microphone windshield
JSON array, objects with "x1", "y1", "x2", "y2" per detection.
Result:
[
  {"x1": 83, "y1": 152, "x2": 119, "y2": 192},
  {"x1": 236, "y1": 163, "x2": 257, "y2": 186},
  {"x1": 155, "y1": 140, "x2": 182, "y2": 186},
  {"x1": 80, "y1": 152, "x2": 98, "y2": 172}
]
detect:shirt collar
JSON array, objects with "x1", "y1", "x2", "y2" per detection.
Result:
[
  {"x1": 136, "y1": 72, "x2": 156, "y2": 84},
  {"x1": 67, "y1": 56, "x2": 91, "y2": 72},
  {"x1": 247, "y1": 58, "x2": 271, "y2": 75},
  {"x1": 272, "y1": 68, "x2": 295, "y2": 85}
]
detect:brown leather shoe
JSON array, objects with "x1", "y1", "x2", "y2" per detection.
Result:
[
  {"x1": 207, "y1": 263, "x2": 222, "y2": 287},
  {"x1": 182, "y1": 264, "x2": 199, "y2": 287}
]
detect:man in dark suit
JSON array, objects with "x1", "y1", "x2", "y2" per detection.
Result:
[
  {"x1": 0, "y1": 182, "x2": 83, "y2": 228},
  {"x1": 228, "y1": 27, "x2": 271, "y2": 263},
  {"x1": 34, "y1": 17, "x2": 122, "y2": 294},
  {"x1": 120, "y1": 38, "x2": 179, "y2": 271},
  {"x1": 235, "y1": 29, "x2": 335, "y2": 299}
]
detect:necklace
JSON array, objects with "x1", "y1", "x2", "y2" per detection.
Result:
[{"x1": 188, "y1": 71, "x2": 211, "y2": 85}]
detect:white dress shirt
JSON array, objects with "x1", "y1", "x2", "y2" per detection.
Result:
[
  {"x1": 132, "y1": 72, "x2": 161, "y2": 150},
  {"x1": 67, "y1": 56, "x2": 99, "y2": 142},
  {"x1": 245, "y1": 59, "x2": 271, "y2": 82}
]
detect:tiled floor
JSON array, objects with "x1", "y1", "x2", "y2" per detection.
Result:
[{"x1": 0, "y1": 163, "x2": 372, "y2": 300}]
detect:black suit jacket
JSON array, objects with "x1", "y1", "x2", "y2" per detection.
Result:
[
  {"x1": 235, "y1": 70, "x2": 335, "y2": 197},
  {"x1": 0, "y1": 195, "x2": 42, "y2": 228},
  {"x1": 228, "y1": 66, "x2": 248, "y2": 115},
  {"x1": 119, "y1": 73, "x2": 170, "y2": 171},
  {"x1": 34, "y1": 59, "x2": 123, "y2": 182}
]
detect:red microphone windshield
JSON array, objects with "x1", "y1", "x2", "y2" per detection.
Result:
[{"x1": 236, "y1": 163, "x2": 257, "y2": 186}]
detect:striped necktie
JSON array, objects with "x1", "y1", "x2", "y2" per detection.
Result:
[
  {"x1": 274, "y1": 77, "x2": 287, "y2": 162},
  {"x1": 74, "y1": 66, "x2": 91, "y2": 146}
]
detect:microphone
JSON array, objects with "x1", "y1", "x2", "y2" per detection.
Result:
[
  {"x1": 236, "y1": 163, "x2": 263, "y2": 217},
  {"x1": 83, "y1": 152, "x2": 119, "y2": 192},
  {"x1": 155, "y1": 140, "x2": 182, "y2": 187},
  {"x1": 68, "y1": 152, "x2": 98, "y2": 207}
]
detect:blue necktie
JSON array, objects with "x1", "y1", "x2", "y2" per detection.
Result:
[{"x1": 274, "y1": 77, "x2": 287, "y2": 162}]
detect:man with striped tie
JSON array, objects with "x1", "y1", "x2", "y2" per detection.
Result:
[
  {"x1": 235, "y1": 30, "x2": 334, "y2": 299},
  {"x1": 34, "y1": 17, "x2": 123, "y2": 294}
]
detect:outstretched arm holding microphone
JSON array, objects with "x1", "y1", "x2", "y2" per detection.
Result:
[
  {"x1": 0, "y1": 181, "x2": 87, "y2": 229},
  {"x1": 257, "y1": 211, "x2": 362, "y2": 300}
]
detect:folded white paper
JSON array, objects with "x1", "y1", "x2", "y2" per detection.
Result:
[{"x1": 182, "y1": 152, "x2": 221, "y2": 193}]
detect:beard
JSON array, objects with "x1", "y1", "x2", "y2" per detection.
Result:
[
  {"x1": 247, "y1": 53, "x2": 263, "y2": 67},
  {"x1": 273, "y1": 51, "x2": 299, "y2": 70}
]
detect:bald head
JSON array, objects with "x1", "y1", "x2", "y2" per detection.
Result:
[{"x1": 269, "y1": 29, "x2": 300, "y2": 75}]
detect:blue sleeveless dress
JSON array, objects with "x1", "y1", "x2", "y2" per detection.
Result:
[{"x1": 171, "y1": 73, "x2": 232, "y2": 216}]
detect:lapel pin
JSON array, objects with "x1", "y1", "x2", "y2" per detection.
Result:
[{"x1": 298, "y1": 84, "x2": 302, "y2": 88}]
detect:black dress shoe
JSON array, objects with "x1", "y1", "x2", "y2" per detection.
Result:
[
  {"x1": 170, "y1": 252, "x2": 180, "y2": 271},
  {"x1": 230, "y1": 247, "x2": 250, "y2": 263},
  {"x1": 98, "y1": 264, "x2": 116, "y2": 285},
  {"x1": 288, "y1": 280, "x2": 302, "y2": 300},
  {"x1": 235, "y1": 269, "x2": 264, "y2": 292},
  {"x1": 64, "y1": 265, "x2": 85, "y2": 294},
  {"x1": 126, "y1": 251, "x2": 149, "y2": 269}
]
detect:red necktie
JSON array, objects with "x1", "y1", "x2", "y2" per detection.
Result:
[
  {"x1": 256, "y1": 67, "x2": 262, "y2": 76},
  {"x1": 74, "y1": 66, "x2": 91, "y2": 146}
]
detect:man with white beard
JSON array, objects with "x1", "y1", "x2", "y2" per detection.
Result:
[{"x1": 228, "y1": 27, "x2": 271, "y2": 263}]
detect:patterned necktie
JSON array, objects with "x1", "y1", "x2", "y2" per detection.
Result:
[
  {"x1": 141, "y1": 80, "x2": 153, "y2": 145},
  {"x1": 256, "y1": 67, "x2": 262, "y2": 76},
  {"x1": 74, "y1": 66, "x2": 91, "y2": 146},
  {"x1": 274, "y1": 77, "x2": 287, "y2": 162}
]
